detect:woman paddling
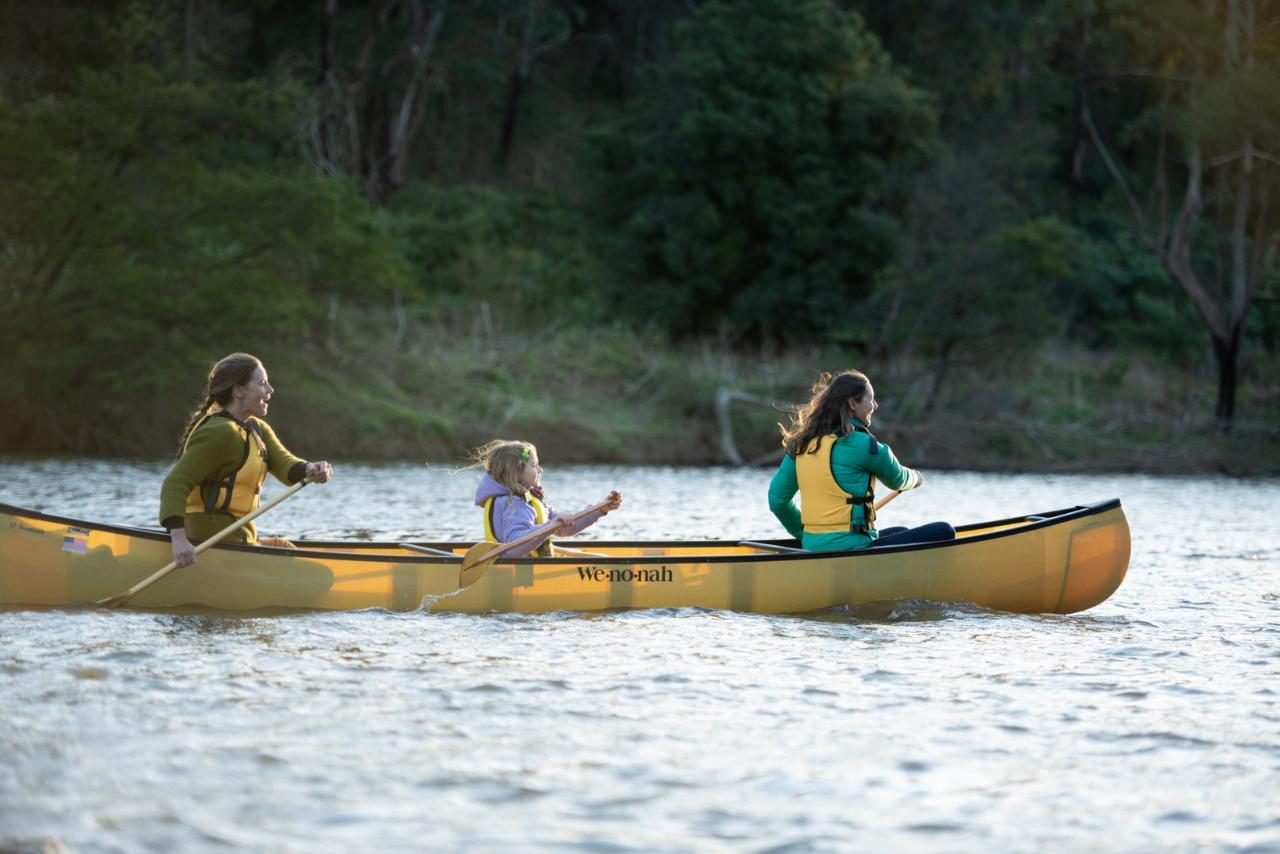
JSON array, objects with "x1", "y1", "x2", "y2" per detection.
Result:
[
  {"x1": 769, "y1": 370, "x2": 954, "y2": 551},
  {"x1": 159, "y1": 353, "x2": 333, "y2": 567}
]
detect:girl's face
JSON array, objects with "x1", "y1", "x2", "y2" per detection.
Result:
[{"x1": 517, "y1": 450, "x2": 542, "y2": 489}]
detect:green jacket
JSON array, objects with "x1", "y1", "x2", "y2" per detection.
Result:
[
  {"x1": 159, "y1": 412, "x2": 307, "y2": 543},
  {"x1": 768, "y1": 419, "x2": 920, "y2": 552}
]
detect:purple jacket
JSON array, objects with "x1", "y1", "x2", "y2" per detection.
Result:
[{"x1": 474, "y1": 474, "x2": 605, "y2": 557}]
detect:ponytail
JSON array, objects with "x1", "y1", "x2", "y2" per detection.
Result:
[{"x1": 175, "y1": 396, "x2": 215, "y2": 457}]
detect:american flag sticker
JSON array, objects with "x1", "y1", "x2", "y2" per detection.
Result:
[{"x1": 62, "y1": 527, "x2": 90, "y2": 554}]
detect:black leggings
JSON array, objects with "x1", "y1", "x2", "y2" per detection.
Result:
[{"x1": 871, "y1": 522, "x2": 956, "y2": 548}]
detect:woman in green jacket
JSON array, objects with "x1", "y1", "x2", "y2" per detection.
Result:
[
  {"x1": 768, "y1": 369, "x2": 953, "y2": 552},
  {"x1": 159, "y1": 353, "x2": 333, "y2": 567}
]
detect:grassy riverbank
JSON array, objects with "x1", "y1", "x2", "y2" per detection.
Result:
[
  {"x1": 6, "y1": 306, "x2": 1275, "y2": 475},
  {"x1": 232, "y1": 308, "x2": 1278, "y2": 476}
]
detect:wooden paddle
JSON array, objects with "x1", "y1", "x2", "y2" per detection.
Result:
[
  {"x1": 874, "y1": 490, "x2": 901, "y2": 511},
  {"x1": 96, "y1": 480, "x2": 308, "y2": 608},
  {"x1": 457, "y1": 497, "x2": 616, "y2": 589}
]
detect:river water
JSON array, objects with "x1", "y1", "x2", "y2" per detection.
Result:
[{"x1": 1, "y1": 460, "x2": 1277, "y2": 852}]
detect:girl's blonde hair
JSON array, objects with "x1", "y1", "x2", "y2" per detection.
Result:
[{"x1": 469, "y1": 439, "x2": 537, "y2": 496}]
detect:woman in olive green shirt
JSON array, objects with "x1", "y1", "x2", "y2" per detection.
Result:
[{"x1": 159, "y1": 353, "x2": 333, "y2": 567}]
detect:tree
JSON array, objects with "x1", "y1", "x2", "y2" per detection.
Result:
[
  {"x1": 1080, "y1": 0, "x2": 1280, "y2": 425},
  {"x1": 315, "y1": 0, "x2": 449, "y2": 205},
  {"x1": 586, "y1": 0, "x2": 936, "y2": 343},
  {"x1": 869, "y1": 127, "x2": 1076, "y2": 411},
  {"x1": 0, "y1": 5, "x2": 406, "y2": 453},
  {"x1": 496, "y1": 0, "x2": 574, "y2": 167}
]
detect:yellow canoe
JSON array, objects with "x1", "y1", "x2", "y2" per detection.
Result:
[{"x1": 0, "y1": 499, "x2": 1129, "y2": 615}]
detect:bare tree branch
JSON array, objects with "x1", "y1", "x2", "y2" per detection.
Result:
[
  {"x1": 389, "y1": 0, "x2": 448, "y2": 192},
  {"x1": 1082, "y1": 68, "x2": 1197, "y2": 84},
  {"x1": 1207, "y1": 148, "x2": 1280, "y2": 169},
  {"x1": 1079, "y1": 83, "x2": 1149, "y2": 241}
]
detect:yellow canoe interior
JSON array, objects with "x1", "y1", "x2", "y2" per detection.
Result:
[{"x1": 0, "y1": 499, "x2": 1130, "y2": 615}]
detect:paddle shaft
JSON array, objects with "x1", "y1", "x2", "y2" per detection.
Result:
[
  {"x1": 96, "y1": 480, "x2": 308, "y2": 608},
  {"x1": 472, "y1": 497, "x2": 614, "y2": 564},
  {"x1": 458, "y1": 496, "x2": 616, "y2": 583},
  {"x1": 874, "y1": 490, "x2": 901, "y2": 511}
]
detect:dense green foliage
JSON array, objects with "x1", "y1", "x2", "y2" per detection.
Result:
[
  {"x1": 586, "y1": 0, "x2": 936, "y2": 342},
  {"x1": 0, "y1": 0, "x2": 1276, "y2": 462}
]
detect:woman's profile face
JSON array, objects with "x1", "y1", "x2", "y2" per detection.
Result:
[
  {"x1": 235, "y1": 364, "x2": 273, "y2": 418},
  {"x1": 850, "y1": 382, "x2": 877, "y2": 425}
]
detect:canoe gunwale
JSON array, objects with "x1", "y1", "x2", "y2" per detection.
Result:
[{"x1": 0, "y1": 498, "x2": 1124, "y2": 565}]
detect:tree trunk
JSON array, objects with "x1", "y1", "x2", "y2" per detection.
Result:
[
  {"x1": 183, "y1": 0, "x2": 198, "y2": 80},
  {"x1": 498, "y1": 68, "x2": 529, "y2": 166},
  {"x1": 1211, "y1": 330, "x2": 1239, "y2": 428},
  {"x1": 924, "y1": 339, "x2": 956, "y2": 415},
  {"x1": 499, "y1": 0, "x2": 544, "y2": 167},
  {"x1": 318, "y1": 0, "x2": 339, "y2": 168},
  {"x1": 386, "y1": 0, "x2": 448, "y2": 196}
]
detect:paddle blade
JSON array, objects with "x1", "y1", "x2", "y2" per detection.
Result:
[
  {"x1": 95, "y1": 591, "x2": 133, "y2": 609},
  {"x1": 458, "y1": 541, "x2": 505, "y2": 588}
]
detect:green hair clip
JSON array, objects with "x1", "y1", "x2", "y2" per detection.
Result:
[{"x1": 520, "y1": 447, "x2": 531, "y2": 465}]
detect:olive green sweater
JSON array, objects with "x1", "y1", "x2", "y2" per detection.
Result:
[{"x1": 159, "y1": 412, "x2": 307, "y2": 543}]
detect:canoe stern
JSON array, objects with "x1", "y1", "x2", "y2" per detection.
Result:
[{"x1": 1056, "y1": 505, "x2": 1131, "y2": 613}]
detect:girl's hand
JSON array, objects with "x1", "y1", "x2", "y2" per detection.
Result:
[
  {"x1": 600, "y1": 490, "x2": 622, "y2": 514},
  {"x1": 305, "y1": 461, "x2": 334, "y2": 483},
  {"x1": 528, "y1": 484, "x2": 545, "y2": 501},
  {"x1": 170, "y1": 529, "x2": 197, "y2": 567}
]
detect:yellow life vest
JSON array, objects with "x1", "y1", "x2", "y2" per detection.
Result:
[
  {"x1": 795, "y1": 433, "x2": 876, "y2": 534},
  {"x1": 483, "y1": 493, "x2": 555, "y2": 557},
  {"x1": 184, "y1": 412, "x2": 270, "y2": 519}
]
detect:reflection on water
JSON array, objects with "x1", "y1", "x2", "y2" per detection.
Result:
[{"x1": 1, "y1": 460, "x2": 1278, "y2": 851}]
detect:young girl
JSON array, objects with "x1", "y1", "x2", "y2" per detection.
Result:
[{"x1": 472, "y1": 440, "x2": 622, "y2": 557}]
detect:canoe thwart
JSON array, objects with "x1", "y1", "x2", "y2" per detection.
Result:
[
  {"x1": 739, "y1": 540, "x2": 808, "y2": 554},
  {"x1": 399, "y1": 543, "x2": 461, "y2": 558}
]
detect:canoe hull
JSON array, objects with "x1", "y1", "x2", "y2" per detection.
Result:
[{"x1": 0, "y1": 500, "x2": 1130, "y2": 615}]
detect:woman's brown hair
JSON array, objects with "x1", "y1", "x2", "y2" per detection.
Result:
[
  {"x1": 778, "y1": 370, "x2": 871, "y2": 456},
  {"x1": 175, "y1": 353, "x2": 263, "y2": 456}
]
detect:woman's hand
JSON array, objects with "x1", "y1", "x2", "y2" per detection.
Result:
[
  {"x1": 170, "y1": 529, "x2": 197, "y2": 567},
  {"x1": 305, "y1": 461, "x2": 334, "y2": 484},
  {"x1": 600, "y1": 490, "x2": 622, "y2": 514}
]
